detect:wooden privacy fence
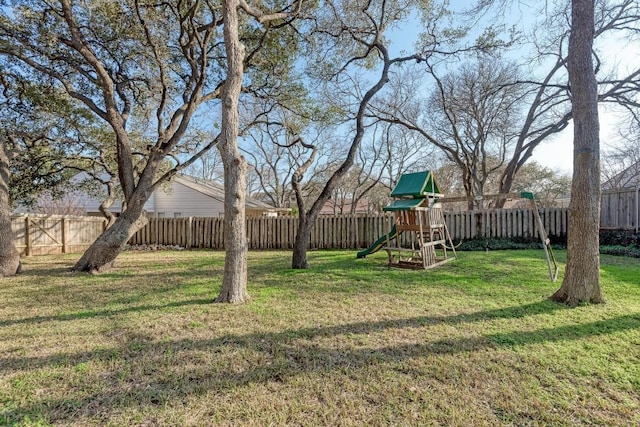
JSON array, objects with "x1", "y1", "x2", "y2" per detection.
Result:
[
  {"x1": 11, "y1": 214, "x2": 107, "y2": 256},
  {"x1": 129, "y1": 208, "x2": 569, "y2": 250},
  {"x1": 600, "y1": 188, "x2": 639, "y2": 231},
  {"x1": 11, "y1": 208, "x2": 569, "y2": 255}
]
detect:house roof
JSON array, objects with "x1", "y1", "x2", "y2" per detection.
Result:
[
  {"x1": 174, "y1": 175, "x2": 281, "y2": 211},
  {"x1": 602, "y1": 160, "x2": 640, "y2": 190},
  {"x1": 319, "y1": 197, "x2": 373, "y2": 215}
]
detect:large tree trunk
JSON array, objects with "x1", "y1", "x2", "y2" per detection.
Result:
[
  {"x1": 72, "y1": 204, "x2": 148, "y2": 273},
  {"x1": 0, "y1": 138, "x2": 21, "y2": 278},
  {"x1": 215, "y1": 0, "x2": 249, "y2": 303},
  {"x1": 551, "y1": 0, "x2": 604, "y2": 306},
  {"x1": 73, "y1": 151, "x2": 164, "y2": 273}
]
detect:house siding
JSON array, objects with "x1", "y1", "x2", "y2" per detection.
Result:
[
  {"x1": 153, "y1": 180, "x2": 225, "y2": 217},
  {"x1": 66, "y1": 172, "x2": 155, "y2": 214},
  {"x1": 73, "y1": 191, "x2": 155, "y2": 214}
]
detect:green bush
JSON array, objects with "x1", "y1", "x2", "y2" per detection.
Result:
[
  {"x1": 454, "y1": 238, "x2": 544, "y2": 251},
  {"x1": 600, "y1": 245, "x2": 640, "y2": 258},
  {"x1": 453, "y1": 233, "x2": 640, "y2": 258}
]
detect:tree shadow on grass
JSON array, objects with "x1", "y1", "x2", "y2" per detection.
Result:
[
  {"x1": 21, "y1": 252, "x2": 222, "y2": 277},
  {"x1": 0, "y1": 297, "x2": 213, "y2": 327},
  {"x1": 3, "y1": 307, "x2": 639, "y2": 424},
  {"x1": 4, "y1": 262, "x2": 220, "y2": 306},
  {"x1": 0, "y1": 299, "x2": 587, "y2": 372}
]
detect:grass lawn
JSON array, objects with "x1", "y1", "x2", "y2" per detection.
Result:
[{"x1": 1, "y1": 249, "x2": 639, "y2": 426}]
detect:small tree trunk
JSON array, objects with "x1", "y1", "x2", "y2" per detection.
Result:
[
  {"x1": 292, "y1": 219, "x2": 313, "y2": 269},
  {"x1": 215, "y1": 0, "x2": 249, "y2": 303},
  {"x1": 551, "y1": 0, "x2": 604, "y2": 306},
  {"x1": 0, "y1": 138, "x2": 21, "y2": 277},
  {"x1": 496, "y1": 172, "x2": 517, "y2": 208},
  {"x1": 215, "y1": 155, "x2": 248, "y2": 302}
]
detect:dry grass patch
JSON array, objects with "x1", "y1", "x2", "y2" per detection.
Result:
[{"x1": 1, "y1": 249, "x2": 639, "y2": 426}]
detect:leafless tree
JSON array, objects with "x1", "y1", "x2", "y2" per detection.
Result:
[
  {"x1": 496, "y1": 0, "x2": 640, "y2": 203},
  {"x1": 374, "y1": 57, "x2": 526, "y2": 209},
  {"x1": 35, "y1": 192, "x2": 87, "y2": 216}
]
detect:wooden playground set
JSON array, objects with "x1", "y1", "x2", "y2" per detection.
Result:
[{"x1": 357, "y1": 171, "x2": 559, "y2": 281}]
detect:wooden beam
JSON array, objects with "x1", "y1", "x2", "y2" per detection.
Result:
[{"x1": 437, "y1": 193, "x2": 523, "y2": 204}]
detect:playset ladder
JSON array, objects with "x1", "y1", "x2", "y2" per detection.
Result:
[{"x1": 530, "y1": 198, "x2": 559, "y2": 282}]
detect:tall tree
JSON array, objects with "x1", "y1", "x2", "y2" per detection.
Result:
[
  {"x1": 216, "y1": 0, "x2": 248, "y2": 302},
  {"x1": 426, "y1": 58, "x2": 524, "y2": 209},
  {"x1": 0, "y1": 135, "x2": 20, "y2": 278},
  {"x1": 551, "y1": 0, "x2": 604, "y2": 305},
  {"x1": 215, "y1": 0, "x2": 303, "y2": 302},
  {"x1": 290, "y1": 0, "x2": 423, "y2": 269}
]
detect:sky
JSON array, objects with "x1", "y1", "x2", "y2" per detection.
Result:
[
  {"x1": 531, "y1": 110, "x2": 624, "y2": 175},
  {"x1": 386, "y1": 1, "x2": 639, "y2": 177}
]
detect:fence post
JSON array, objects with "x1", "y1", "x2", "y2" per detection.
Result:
[
  {"x1": 24, "y1": 216, "x2": 31, "y2": 257},
  {"x1": 636, "y1": 185, "x2": 640, "y2": 234},
  {"x1": 186, "y1": 217, "x2": 192, "y2": 249},
  {"x1": 61, "y1": 217, "x2": 67, "y2": 254}
]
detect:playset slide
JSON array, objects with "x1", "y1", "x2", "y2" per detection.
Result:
[{"x1": 356, "y1": 225, "x2": 398, "y2": 259}]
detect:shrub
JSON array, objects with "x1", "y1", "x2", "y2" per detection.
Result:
[{"x1": 600, "y1": 230, "x2": 640, "y2": 248}]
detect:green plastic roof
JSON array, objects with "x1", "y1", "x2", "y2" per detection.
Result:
[
  {"x1": 383, "y1": 198, "x2": 425, "y2": 211},
  {"x1": 389, "y1": 171, "x2": 441, "y2": 198},
  {"x1": 520, "y1": 191, "x2": 535, "y2": 200}
]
